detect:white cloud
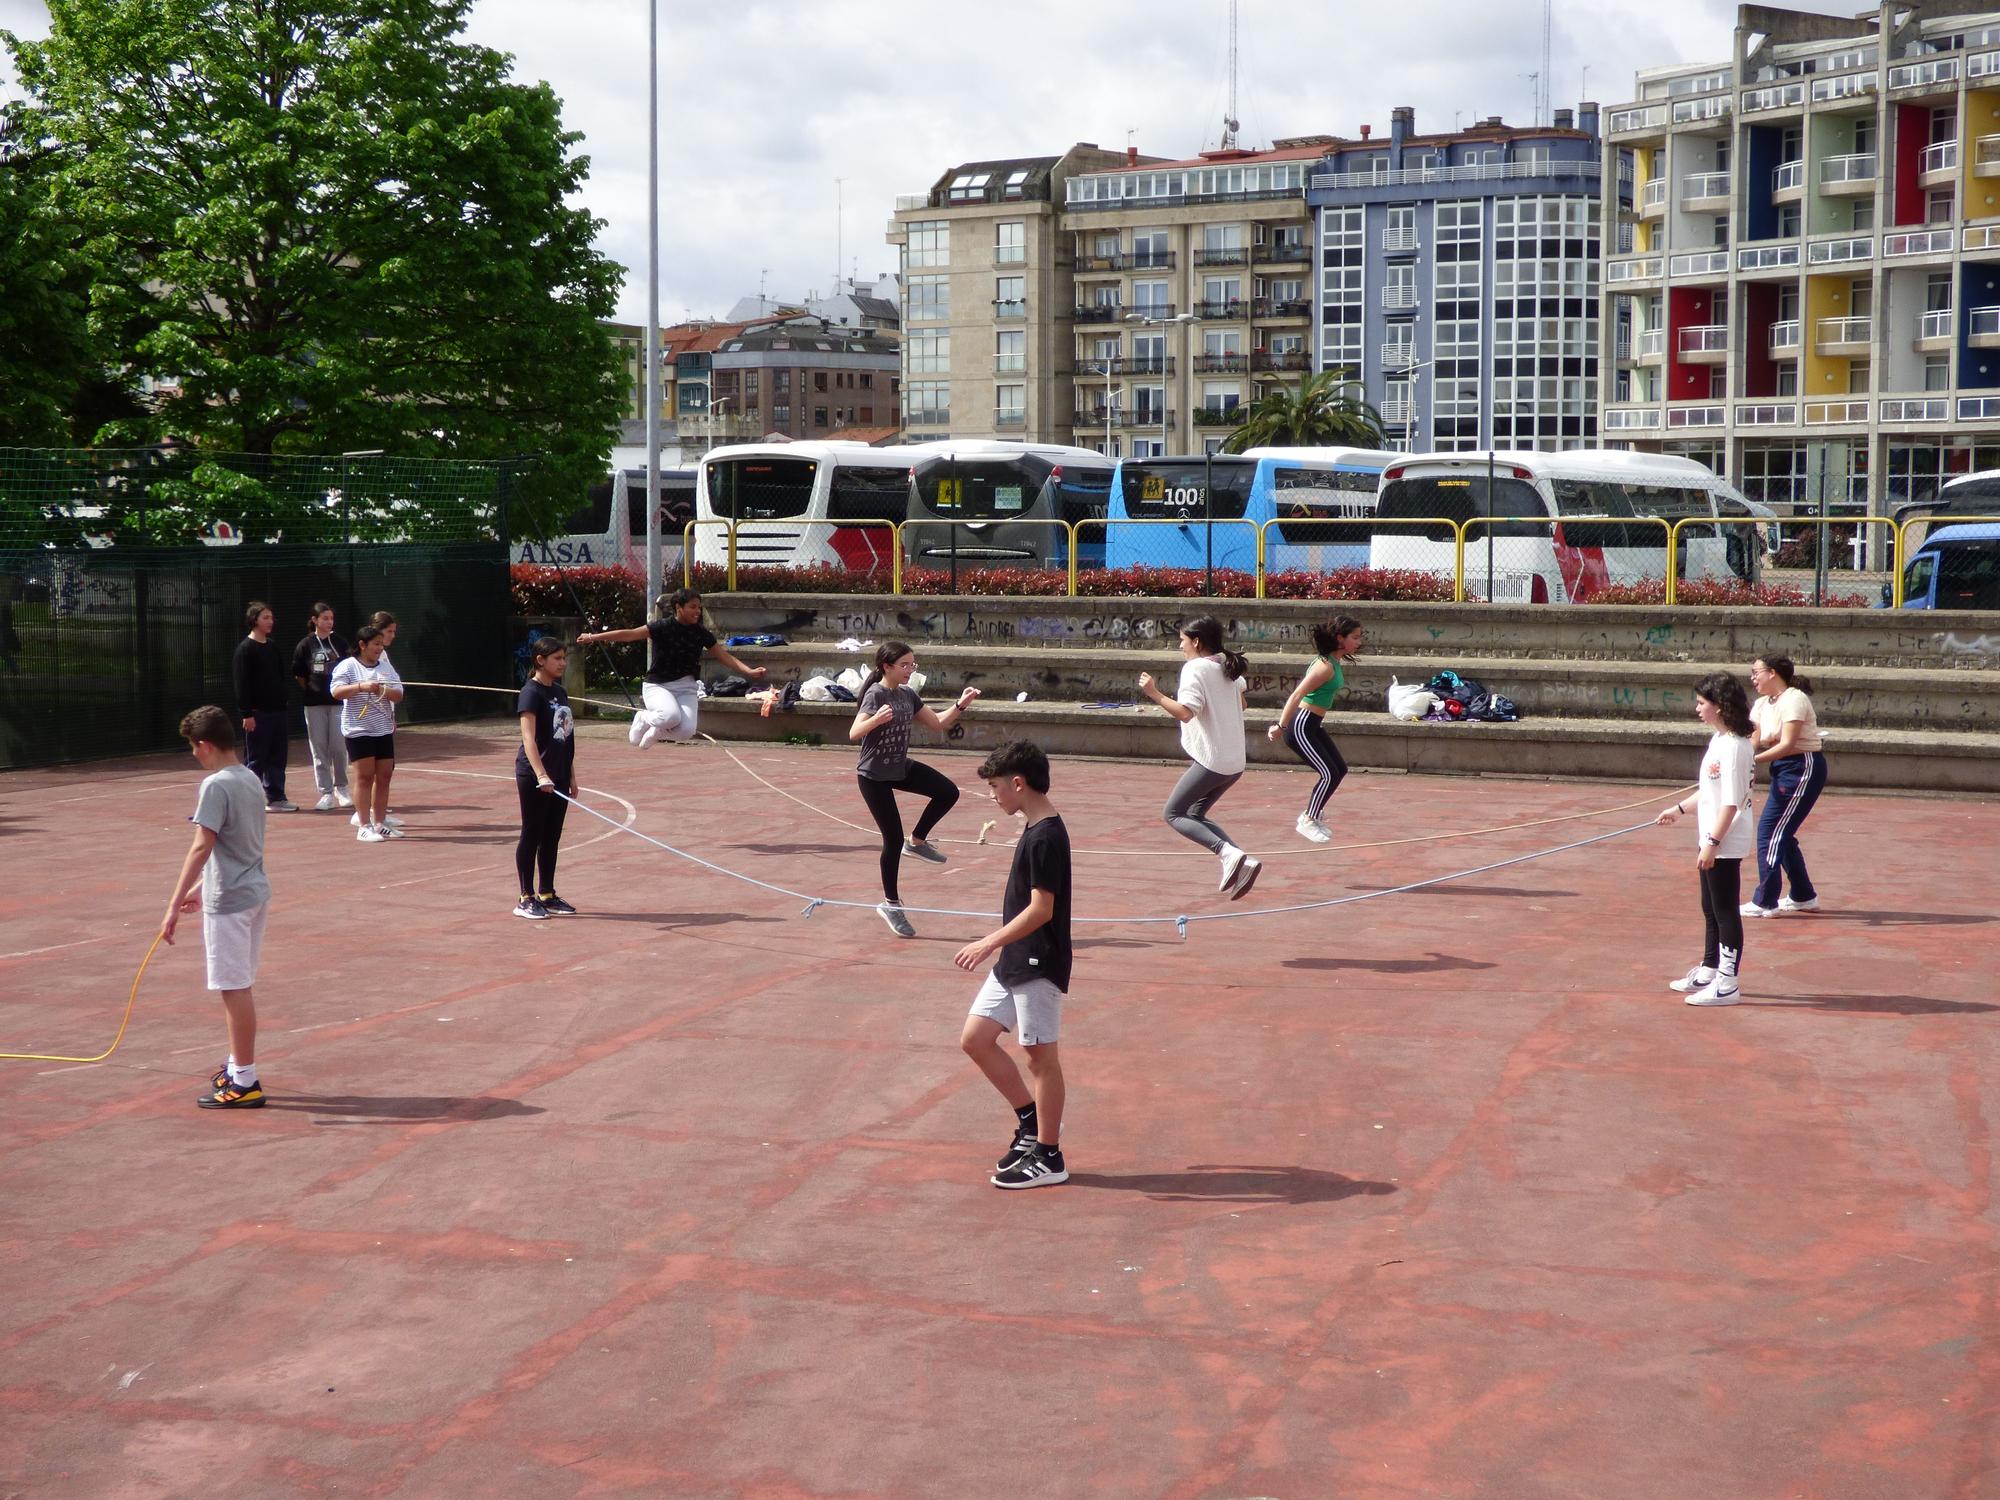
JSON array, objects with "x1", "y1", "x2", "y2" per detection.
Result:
[{"x1": 3, "y1": 0, "x2": 1866, "y2": 323}]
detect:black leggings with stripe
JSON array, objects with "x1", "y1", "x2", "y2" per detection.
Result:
[
  {"x1": 1283, "y1": 708, "x2": 1348, "y2": 819},
  {"x1": 515, "y1": 773, "x2": 569, "y2": 897},
  {"x1": 857, "y1": 762, "x2": 960, "y2": 903}
]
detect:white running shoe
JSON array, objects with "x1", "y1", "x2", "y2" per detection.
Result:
[
  {"x1": 351, "y1": 811, "x2": 363, "y2": 827},
  {"x1": 1218, "y1": 846, "x2": 1247, "y2": 893},
  {"x1": 1685, "y1": 978, "x2": 1742, "y2": 1006},
  {"x1": 1295, "y1": 813, "x2": 1332, "y2": 844},
  {"x1": 381, "y1": 824, "x2": 406, "y2": 839},
  {"x1": 1228, "y1": 857, "x2": 1263, "y2": 901},
  {"x1": 357, "y1": 825, "x2": 386, "y2": 844},
  {"x1": 876, "y1": 901, "x2": 915, "y2": 938},
  {"x1": 1740, "y1": 901, "x2": 1778, "y2": 918},
  {"x1": 314, "y1": 793, "x2": 336, "y2": 812},
  {"x1": 1669, "y1": 966, "x2": 1717, "y2": 993},
  {"x1": 1778, "y1": 896, "x2": 1820, "y2": 913},
  {"x1": 335, "y1": 790, "x2": 354, "y2": 809}
]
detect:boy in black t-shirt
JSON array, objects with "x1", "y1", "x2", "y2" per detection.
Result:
[{"x1": 954, "y1": 740, "x2": 1073, "y2": 1189}]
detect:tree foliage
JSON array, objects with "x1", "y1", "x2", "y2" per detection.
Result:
[
  {"x1": 1223, "y1": 370, "x2": 1386, "y2": 453},
  {"x1": 4, "y1": 0, "x2": 626, "y2": 531}
]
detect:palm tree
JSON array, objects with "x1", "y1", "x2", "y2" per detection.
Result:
[{"x1": 1222, "y1": 369, "x2": 1385, "y2": 453}]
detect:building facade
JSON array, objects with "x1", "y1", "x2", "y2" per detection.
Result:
[
  {"x1": 1309, "y1": 107, "x2": 1613, "y2": 452},
  {"x1": 1600, "y1": 0, "x2": 2000, "y2": 514},
  {"x1": 706, "y1": 321, "x2": 901, "y2": 442}
]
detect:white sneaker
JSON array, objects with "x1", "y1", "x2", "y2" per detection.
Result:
[
  {"x1": 351, "y1": 811, "x2": 363, "y2": 827},
  {"x1": 335, "y1": 790, "x2": 353, "y2": 809},
  {"x1": 1227, "y1": 856, "x2": 1262, "y2": 901},
  {"x1": 1669, "y1": 966, "x2": 1717, "y2": 993},
  {"x1": 381, "y1": 824, "x2": 406, "y2": 839},
  {"x1": 1685, "y1": 978, "x2": 1741, "y2": 1006},
  {"x1": 1218, "y1": 846, "x2": 1247, "y2": 893},
  {"x1": 357, "y1": 825, "x2": 386, "y2": 843},
  {"x1": 1295, "y1": 813, "x2": 1332, "y2": 844},
  {"x1": 383, "y1": 814, "x2": 404, "y2": 829},
  {"x1": 315, "y1": 793, "x2": 336, "y2": 812},
  {"x1": 1740, "y1": 901, "x2": 1777, "y2": 918},
  {"x1": 1778, "y1": 896, "x2": 1820, "y2": 913}
]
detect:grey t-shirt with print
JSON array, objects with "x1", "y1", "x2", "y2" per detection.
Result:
[
  {"x1": 856, "y1": 683, "x2": 922, "y2": 781},
  {"x1": 192, "y1": 763, "x2": 271, "y2": 914}
]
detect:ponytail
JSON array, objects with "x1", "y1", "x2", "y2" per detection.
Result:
[
  {"x1": 1757, "y1": 653, "x2": 1812, "y2": 697},
  {"x1": 1182, "y1": 616, "x2": 1245, "y2": 680},
  {"x1": 863, "y1": 640, "x2": 912, "y2": 694},
  {"x1": 1310, "y1": 614, "x2": 1363, "y2": 661}
]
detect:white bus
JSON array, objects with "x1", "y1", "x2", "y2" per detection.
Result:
[
  {"x1": 519, "y1": 468, "x2": 697, "y2": 569},
  {"x1": 694, "y1": 442, "x2": 921, "y2": 575},
  {"x1": 1370, "y1": 450, "x2": 1769, "y2": 602}
]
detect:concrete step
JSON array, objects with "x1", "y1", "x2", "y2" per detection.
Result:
[
  {"x1": 729, "y1": 643, "x2": 2000, "y2": 733},
  {"x1": 694, "y1": 698, "x2": 2000, "y2": 795},
  {"x1": 705, "y1": 592, "x2": 2000, "y2": 671}
]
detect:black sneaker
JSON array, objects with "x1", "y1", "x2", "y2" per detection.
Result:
[
  {"x1": 538, "y1": 893, "x2": 578, "y2": 916},
  {"x1": 997, "y1": 1123, "x2": 1037, "y2": 1173},
  {"x1": 514, "y1": 896, "x2": 551, "y2": 921},
  {"x1": 198, "y1": 1077, "x2": 266, "y2": 1109},
  {"x1": 992, "y1": 1143, "x2": 1068, "y2": 1189}
]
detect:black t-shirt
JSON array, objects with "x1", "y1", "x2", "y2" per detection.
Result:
[
  {"x1": 291, "y1": 631, "x2": 352, "y2": 707},
  {"x1": 996, "y1": 814, "x2": 1073, "y2": 993},
  {"x1": 515, "y1": 678, "x2": 576, "y2": 784},
  {"x1": 646, "y1": 618, "x2": 716, "y2": 683}
]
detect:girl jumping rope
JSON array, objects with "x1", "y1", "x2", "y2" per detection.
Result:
[
  {"x1": 1139, "y1": 616, "x2": 1260, "y2": 900},
  {"x1": 576, "y1": 588, "x2": 766, "y2": 749},
  {"x1": 1267, "y1": 614, "x2": 1363, "y2": 843}
]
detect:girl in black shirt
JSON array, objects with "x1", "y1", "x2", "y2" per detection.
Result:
[
  {"x1": 576, "y1": 588, "x2": 766, "y2": 748},
  {"x1": 514, "y1": 637, "x2": 578, "y2": 920}
]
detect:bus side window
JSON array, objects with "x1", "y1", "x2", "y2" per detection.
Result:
[
  {"x1": 1905, "y1": 554, "x2": 1936, "y2": 606},
  {"x1": 563, "y1": 484, "x2": 614, "y2": 537}
]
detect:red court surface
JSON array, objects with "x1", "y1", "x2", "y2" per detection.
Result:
[{"x1": 2, "y1": 725, "x2": 1997, "y2": 1500}]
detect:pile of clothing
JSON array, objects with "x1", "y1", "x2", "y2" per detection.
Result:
[{"x1": 1386, "y1": 668, "x2": 1519, "y2": 723}]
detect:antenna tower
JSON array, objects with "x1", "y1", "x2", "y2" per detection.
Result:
[
  {"x1": 834, "y1": 177, "x2": 845, "y2": 295},
  {"x1": 1220, "y1": 0, "x2": 1240, "y2": 149},
  {"x1": 1539, "y1": 0, "x2": 1553, "y2": 125}
]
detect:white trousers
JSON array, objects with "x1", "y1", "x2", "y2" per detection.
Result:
[
  {"x1": 302, "y1": 704, "x2": 350, "y2": 794},
  {"x1": 632, "y1": 677, "x2": 700, "y2": 746}
]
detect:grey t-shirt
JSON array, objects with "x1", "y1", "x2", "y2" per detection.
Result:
[
  {"x1": 192, "y1": 764, "x2": 271, "y2": 914},
  {"x1": 856, "y1": 683, "x2": 922, "y2": 781}
]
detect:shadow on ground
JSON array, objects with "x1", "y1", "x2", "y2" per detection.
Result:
[
  {"x1": 264, "y1": 1094, "x2": 545, "y2": 1123},
  {"x1": 1065, "y1": 1165, "x2": 1398, "y2": 1204},
  {"x1": 1286, "y1": 951, "x2": 1498, "y2": 975}
]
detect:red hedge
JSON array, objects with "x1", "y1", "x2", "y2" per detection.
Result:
[{"x1": 1590, "y1": 578, "x2": 1871, "y2": 608}]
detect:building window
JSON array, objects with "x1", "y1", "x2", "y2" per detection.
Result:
[
  {"x1": 996, "y1": 329, "x2": 1025, "y2": 373},
  {"x1": 995, "y1": 275, "x2": 1026, "y2": 317},
  {"x1": 995, "y1": 384, "x2": 1026, "y2": 425},
  {"x1": 774, "y1": 370, "x2": 790, "y2": 395},
  {"x1": 814, "y1": 406, "x2": 828, "y2": 428},
  {"x1": 1777, "y1": 203, "x2": 1801, "y2": 237},
  {"x1": 907, "y1": 275, "x2": 949, "y2": 323},
  {"x1": 947, "y1": 172, "x2": 991, "y2": 202},
  {"x1": 996, "y1": 220, "x2": 1026, "y2": 264},
  {"x1": 1002, "y1": 168, "x2": 1030, "y2": 199},
  {"x1": 772, "y1": 404, "x2": 791, "y2": 428},
  {"x1": 1924, "y1": 353, "x2": 1951, "y2": 391},
  {"x1": 906, "y1": 221, "x2": 949, "y2": 268},
  {"x1": 1927, "y1": 188, "x2": 1955, "y2": 225},
  {"x1": 905, "y1": 381, "x2": 950, "y2": 425},
  {"x1": 908, "y1": 331, "x2": 950, "y2": 374}
]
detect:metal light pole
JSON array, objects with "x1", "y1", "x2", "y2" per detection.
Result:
[
  {"x1": 643, "y1": 0, "x2": 662, "y2": 607},
  {"x1": 1127, "y1": 310, "x2": 1196, "y2": 458}
]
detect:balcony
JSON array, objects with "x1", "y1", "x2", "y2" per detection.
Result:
[
  {"x1": 995, "y1": 354, "x2": 1027, "y2": 374},
  {"x1": 1606, "y1": 255, "x2": 1664, "y2": 283},
  {"x1": 1819, "y1": 153, "x2": 1877, "y2": 194},
  {"x1": 1959, "y1": 396, "x2": 2000, "y2": 419},
  {"x1": 1890, "y1": 57, "x2": 1959, "y2": 92},
  {"x1": 1809, "y1": 72, "x2": 1875, "y2": 104},
  {"x1": 1742, "y1": 83, "x2": 1805, "y2": 113},
  {"x1": 1607, "y1": 104, "x2": 1667, "y2": 135},
  {"x1": 1192, "y1": 406, "x2": 1248, "y2": 428},
  {"x1": 992, "y1": 299, "x2": 1028, "y2": 321},
  {"x1": 994, "y1": 410, "x2": 1026, "y2": 429},
  {"x1": 1978, "y1": 136, "x2": 2000, "y2": 178},
  {"x1": 1881, "y1": 397, "x2": 1949, "y2": 422},
  {"x1": 1807, "y1": 235, "x2": 1873, "y2": 265},
  {"x1": 1772, "y1": 160, "x2": 1805, "y2": 195},
  {"x1": 1615, "y1": 336, "x2": 1633, "y2": 362},
  {"x1": 1677, "y1": 324, "x2": 1729, "y2": 363},
  {"x1": 1917, "y1": 309, "x2": 1955, "y2": 349},
  {"x1": 1804, "y1": 399, "x2": 1869, "y2": 423},
  {"x1": 1884, "y1": 228, "x2": 1955, "y2": 257},
  {"x1": 1970, "y1": 306, "x2": 2000, "y2": 347},
  {"x1": 1251, "y1": 350, "x2": 1311, "y2": 373},
  {"x1": 1381, "y1": 227, "x2": 1420, "y2": 253},
  {"x1": 1769, "y1": 319, "x2": 1802, "y2": 353},
  {"x1": 1377, "y1": 399, "x2": 1413, "y2": 424},
  {"x1": 1380, "y1": 343, "x2": 1418, "y2": 369},
  {"x1": 1640, "y1": 179, "x2": 1668, "y2": 216},
  {"x1": 1739, "y1": 244, "x2": 1801, "y2": 271},
  {"x1": 1072, "y1": 303, "x2": 1128, "y2": 325},
  {"x1": 1193, "y1": 353, "x2": 1249, "y2": 373},
  {"x1": 906, "y1": 410, "x2": 951, "y2": 428},
  {"x1": 1920, "y1": 140, "x2": 1961, "y2": 181},
  {"x1": 1192, "y1": 248, "x2": 1250, "y2": 267},
  {"x1": 1601, "y1": 406, "x2": 1663, "y2": 430},
  {"x1": 1671, "y1": 95, "x2": 1731, "y2": 124},
  {"x1": 1974, "y1": 51, "x2": 2000, "y2": 81},
  {"x1": 1380, "y1": 284, "x2": 1419, "y2": 311},
  {"x1": 1253, "y1": 297, "x2": 1312, "y2": 320},
  {"x1": 1815, "y1": 316, "x2": 1873, "y2": 355},
  {"x1": 1076, "y1": 250, "x2": 1177, "y2": 272},
  {"x1": 1075, "y1": 408, "x2": 1175, "y2": 431},
  {"x1": 1076, "y1": 355, "x2": 1174, "y2": 377},
  {"x1": 1192, "y1": 298, "x2": 1249, "y2": 320},
  {"x1": 1967, "y1": 225, "x2": 2000, "y2": 253},
  {"x1": 1254, "y1": 241, "x2": 1311, "y2": 265},
  {"x1": 1682, "y1": 171, "x2": 1732, "y2": 208},
  {"x1": 1736, "y1": 403, "x2": 1798, "y2": 426},
  {"x1": 1667, "y1": 403, "x2": 1726, "y2": 429},
  {"x1": 1636, "y1": 328, "x2": 1666, "y2": 361},
  {"x1": 1668, "y1": 250, "x2": 1729, "y2": 278}
]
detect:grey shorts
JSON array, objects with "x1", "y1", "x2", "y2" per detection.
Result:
[{"x1": 969, "y1": 970, "x2": 1064, "y2": 1047}]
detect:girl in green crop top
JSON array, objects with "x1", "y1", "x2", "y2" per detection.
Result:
[{"x1": 1267, "y1": 615, "x2": 1365, "y2": 843}]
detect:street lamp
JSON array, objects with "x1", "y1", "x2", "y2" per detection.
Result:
[
  {"x1": 706, "y1": 394, "x2": 734, "y2": 453},
  {"x1": 1081, "y1": 359, "x2": 1116, "y2": 454},
  {"x1": 1126, "y1": 310, "x2": 1196, "y2": 458}
]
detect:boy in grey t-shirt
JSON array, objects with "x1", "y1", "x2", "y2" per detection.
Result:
[{"x1": 160, "y1": 705, "x2": 272, "y2": 1108}]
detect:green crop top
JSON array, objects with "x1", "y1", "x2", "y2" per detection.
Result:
[{"x1": 1301, "y1": 657, "x2": 1344, "y2": 710}]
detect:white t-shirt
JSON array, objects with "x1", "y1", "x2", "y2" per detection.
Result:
[
  {"x1": 331, "y1": 655, "x2": 402, "y2": 737},
  {"x1": 1751, "y1": 687, "x2": 1822, "y2": 756},
  {"x1": 1696, "y1": 731, "x2": 1756, "y2": 859},
  {"x1": 1176, "y1": 655, "x2": 1248, "y2": 775}
]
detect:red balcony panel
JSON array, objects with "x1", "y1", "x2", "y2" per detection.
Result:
[
  {"x1": 1742, "y1": 281, "x2": 1780, "y2": 397},
  {"x1": 1894, "y1": 103, "x2": 1929, "y2": 226},
  {"x1": 1667, "y1": 285, "x2": 1721, "y2": 400}
]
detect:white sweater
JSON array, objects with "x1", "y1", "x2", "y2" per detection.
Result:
[{"x1": 1177, "y1": 655, "x2": 1247, "y2": 774}]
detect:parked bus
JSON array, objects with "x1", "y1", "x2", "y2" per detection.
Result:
[
  {"x1": 520, "y1": 468, "x2": 697, "y2": 569},
  {"x1": 694, "y1": 442, "x2": 921, "y2": 575},
  {"x1": 901, "y1": 440, "x2": 1116, "y2": 572},
  {"x1": 1370, "y1": 450, "x2": 1765, "y2": 603},
  {"x1": 1103, "y1": 446, "x2": 1402, "y2": 574},
  {"x1": 1891, "y1": 522, "x2": 2000, "y2": 609}
]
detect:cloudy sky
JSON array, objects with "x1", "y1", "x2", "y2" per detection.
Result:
[{"x1": 2, "y1": 0, "x2": 1858, "y2": 326}]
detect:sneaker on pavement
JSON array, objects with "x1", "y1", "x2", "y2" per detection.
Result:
[
  {"x1": 334, "y1": 790, "x2": 354, "y2": 809},
  {"x1": 197, "y1": 1077, "x2": 266, "y2": 1108},
  {"x1": 514, "y1": 896, "x2": 551, "y2": 920},
  {"x1": 383, "y1": 814, "x2": 404, "y2": 830},
  {"x1": 1669, "y1": 966, "x2": 1717, "y2": 993},
  {"x1": 1295, "y1": 813, "x2": 1332, "y2": 844},
  {"x1": 538, "y1": 893, "x2": 578, "y2": 916},
  {"x1": 877, "y1": 901, "x2": 916, "y2": 939},
  {"x1": 1228, "y1": 856, "x2": 1263, "y2": 901},
  {"x1": 357, "y1": 825, "x2": 386, "y2": 843},
  {"x1": 997, "y1": 1124, "x2": 1038, "y2": 1173},
  {"x1": 1685, "y1": 979, "x2": 1742, "y2": 1006},
  {"x1": 1739, "y1": 901, "x2": 1778, "y2": 918},
  {"x1": 350, "y1": 811, "x2": 364, "y2": 827},
  {"x1": 268, "y1": 800, "x2": 298, "y2": 813},
  {"x1": 207, "y1": 1061, "x2": 231, "y2": 1094},
  {"x1": 381, "y1": 824, "x2": 406, "y2": 839},
  {"x1": 992, "y1": 1143, "x2": 1068, "y2": 1189},
  {"x1": 1778, "y1": 896, "x2": 1820, "y2": 913},
  {"x1": 314, "y1": 793, "x2": 336, "y2": 812},
  {"x1": 903, "y1": 837, "x2": 947, "y2": 865},
  {"x1": 1218, "y1": 846, "x2": 1248, "y2": 893}
]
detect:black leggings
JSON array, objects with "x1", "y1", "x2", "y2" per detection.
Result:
[
  {"x1": 1698, "y1": 858, "x2": 1744, "y2": 972},
  {"x1": 857, "y1": 763, "x2": 960, "y2": 902},
  {"x1": 1284, "y1": 708, "x2": 1348, "y2": 819},
  {"x1": 515, "y1": 774, "x2": 570, "y2": 896}
]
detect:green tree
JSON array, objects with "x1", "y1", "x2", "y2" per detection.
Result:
[
  {"x1": 4, "y1": 0, "x2": 626, "y2": 529},
  {"x1": 1222, "y1": 370, "x2": 1386, "y2": 453}
]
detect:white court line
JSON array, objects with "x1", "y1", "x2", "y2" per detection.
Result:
[
  {"x1": 0, "y1": 937, "x2": 121, "y2": 963},
  {"x1": 51, "y1": 773, "x2": 199, "y2": 806},
  {"x1": 373, "y1": 768, "x2": 638, "y2": 890}
]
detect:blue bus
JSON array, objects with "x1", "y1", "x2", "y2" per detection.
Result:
[{"x1": 1103, "y1": 446, "x2": 1403, "y2": 574}]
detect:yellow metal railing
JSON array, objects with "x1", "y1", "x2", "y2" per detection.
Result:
[
  {"x1": 1070, "y1": 516, "x2": 1264, "y2": 597},
  {"x1": 898, "y1": 517, "x2": 1071, "y2": 592},
  {"x1": 1895, "y1": 512, "x2": 2000, "y2": 608},
  {"x1": 1457, "y1": 515, "x2": 1671, "y2": 603},
  {"x1": 685, "y1": 517, "x2": 902, "y2": 594},
  {"x1": 1673, "y1": 514, "x2": 1896, "y2": 606},
  {"x1": 682, "y1": 518, "x2": 736, "y2": 590},
  {"x1": 1257, "y1": 516, "x2": 1465, "y2": 601}
]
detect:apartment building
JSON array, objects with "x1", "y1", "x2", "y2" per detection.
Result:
[
  {"x1": 886, "y1": 146, "x2": 1132, "y2": 443},
  {"x1": 604, "y1": 317, "x2": 768, "y2": 465},
  {"x1": 1600, "y1": 0, "x2": 2000, "y2": 515},
  {"x1": 706, "y1": 322, "x2": 901, "y2": 442},
  {"x1": 1308, "y1": 107, "x2": 1614, "y2": 452}
]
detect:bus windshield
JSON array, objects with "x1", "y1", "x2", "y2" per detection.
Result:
[
  {"x1": 707, "y1": 458, "x2": 817, "y2": 520},
  {"x1": 1376, "y1": 474, "x2": 1546, "y2": 541},
  {"x1": 915, "y1": 458, "x2": 1052, "y2": 520},
  {"x1": 1120, "y1": 459, "x2": 1257, "y2": 519}
]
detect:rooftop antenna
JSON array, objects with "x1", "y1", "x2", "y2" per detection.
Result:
[
  {"x1": 834, "y1": 176, "x2": 845, "y2": 296},
  {"x1": 759, "y1": 266, "x2": 769, "y2": 314},
  {"x1": 1522, "y1": 72, "x2": 1540, "y2": 127},
  {"x1": 1220, "y1": 0, "x2": 1241, "y2": 149}
]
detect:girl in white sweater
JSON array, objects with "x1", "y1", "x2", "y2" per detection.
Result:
[
  {"x1": 1139, "y1": 616, "x2": 1260, "y2": 900},
  {"x1": 1654, "y1": 671, "x2": 1757, "y2": 1006}
]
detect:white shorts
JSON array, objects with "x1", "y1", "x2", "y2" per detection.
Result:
[
  {"x1": 969, "y1": 970, "x2": 1064, "y2": 1047},
  {"x1": 203, "y1": 903, "x2": 269, "y2": 991}
]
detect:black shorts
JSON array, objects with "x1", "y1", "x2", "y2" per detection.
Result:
[{"x1": 344, "y1": 732, "x2": 396, "y2": 762}]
